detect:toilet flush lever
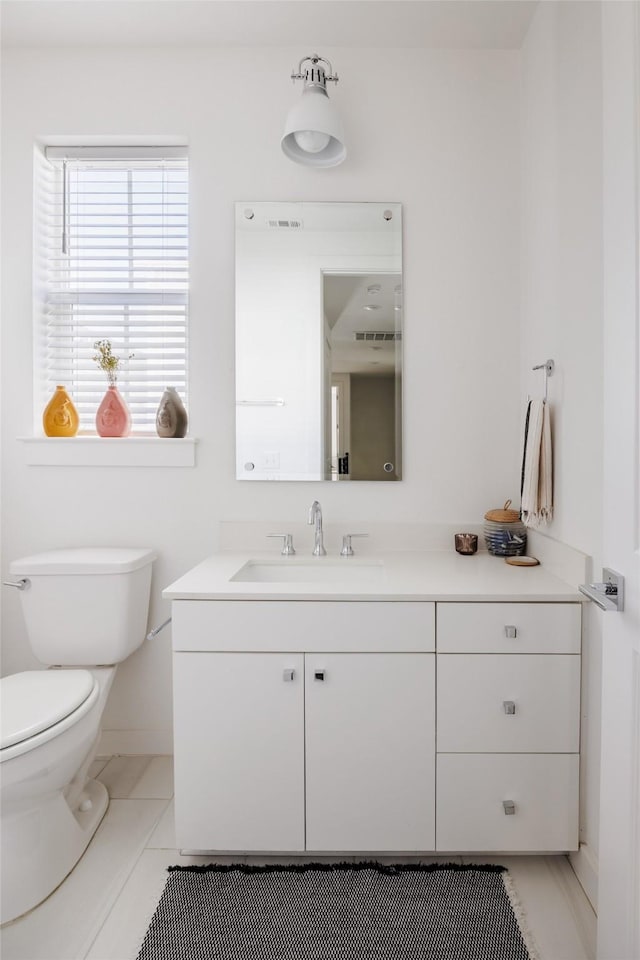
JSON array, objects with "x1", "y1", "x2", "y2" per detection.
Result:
[{"x1": 3, "y1": 578, "x2": 29, "y2": 590}]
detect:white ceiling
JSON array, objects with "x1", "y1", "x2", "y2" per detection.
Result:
[
  {"x1": 0, "y1": 0, "x2": 538, "y2": 49},
  {"x1": 326, "y1": 274, "x2": 401, "y2": 376}
]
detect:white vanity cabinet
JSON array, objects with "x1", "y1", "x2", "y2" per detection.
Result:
[
  {"x1": 435, "y1": 602, "x2": 582, "y2": 852},
  {"x1": 172, "y1": 600, "x2": 436, "y2": 853},
  {"x1": 169, "y1": 582, "x2": 582, "y2": 854}
]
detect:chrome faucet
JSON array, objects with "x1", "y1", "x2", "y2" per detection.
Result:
[{"x1": 308, "y1": 500, "x2": 327, "y2": 556}]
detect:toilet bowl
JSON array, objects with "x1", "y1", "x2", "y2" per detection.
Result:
[
  {"x1": 0, "y1": 547, "x2": 155, "y2": 924},
  {"x1": 0, "y1": 668, "x2": 114, "y2": 924}
]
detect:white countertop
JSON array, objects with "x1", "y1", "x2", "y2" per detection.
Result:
[{"x1": 163, "y1": 550, "x2": 583, "y2": 602}]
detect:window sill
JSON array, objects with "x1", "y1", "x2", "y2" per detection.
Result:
[{"x1": 18, "y1": 436, "x2": 197, "y2": 467}]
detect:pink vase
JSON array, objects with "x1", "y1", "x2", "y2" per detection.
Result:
[{"x1": 96, "y1": 384, "x2": 131, "y2": 437}]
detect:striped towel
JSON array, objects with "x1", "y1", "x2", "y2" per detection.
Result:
[{"x1": 521, "y1": 399, "x2": 553, "y2": 527}]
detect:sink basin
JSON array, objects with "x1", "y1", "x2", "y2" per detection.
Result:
[{"x1": 230, "y1": 559, "x2": 385, "y2": 583}]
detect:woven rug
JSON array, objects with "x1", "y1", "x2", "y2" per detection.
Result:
[{"x1": 136, "y1": 862, "x2": 537, "y2": 960}]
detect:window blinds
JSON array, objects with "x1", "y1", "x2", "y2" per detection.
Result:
[{"x1": 37, "y1": 146, "x2": 189, "y2": 433}]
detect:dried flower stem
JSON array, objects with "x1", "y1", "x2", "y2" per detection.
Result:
[{"x1": 93, "y1": 339, "x2": 133, "y2": 385}]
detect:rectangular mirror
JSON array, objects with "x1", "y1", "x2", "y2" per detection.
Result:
[{"x1": 235, "y1": 201, "x2": 402, "y2": 481}]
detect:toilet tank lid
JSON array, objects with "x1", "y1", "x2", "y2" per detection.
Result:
[
  {"x1": 0, "y1": 670, "x2": 96, "y2": 750},
  {"x1": 10, "y1": 547, "x2": 157, "y2": 576}
]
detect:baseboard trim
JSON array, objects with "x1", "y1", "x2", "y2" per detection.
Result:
[
  {"x1": 98, "y1": 729, "x2": 173, "y2": 756},
  {"x1": 569, "y1": 843, "x2": 599, "y2": 912}
]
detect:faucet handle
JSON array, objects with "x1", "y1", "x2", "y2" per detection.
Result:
[
  {"x1": 267, "y1": 533, "x2": 296, "y2": 556},
  {"x1": 340, "y1": 534, "x2": 369, "y2": 557}
]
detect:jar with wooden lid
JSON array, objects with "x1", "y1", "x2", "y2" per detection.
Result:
[{"x1": 484, "y1": 499, "x2": 527, "y2": 557}]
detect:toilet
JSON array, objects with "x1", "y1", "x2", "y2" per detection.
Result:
[{"x1": 0, "y1": 547, "x2": 156, "y2": 925}]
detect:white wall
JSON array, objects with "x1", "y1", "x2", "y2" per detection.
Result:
[
  {"x1": 0, "y1": 45, "x2": 521, "y2": 751},
  {"x1": 520, "y1": 1, "x2": 603, "y2": 904}
]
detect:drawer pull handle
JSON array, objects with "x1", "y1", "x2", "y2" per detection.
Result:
[
  {"x1": 504, "y1": 625, "x2": 517, "y2": 639},
  {"x1": 282, "y1": 668, "x2": 295, "y2": 682},
  {"x1": 314, "y1": 670, "x2": 326, "y2": 682},
  {"x1": 503, "y1": 800, "x2": 516, "y2": 816},
  {"x1": 503, "y1": 700, "x2": 516, "y2": 715}
]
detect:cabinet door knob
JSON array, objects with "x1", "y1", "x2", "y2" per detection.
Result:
[
  {"x1": 314, "y1": 670, "x2": 326, "y2": 682},
  {"x1": 503, "y1": 800, "x2": 516, "y2": 816},
  {"x1": 503, "y1": 700, "x2": 516, "y2": 715},
  {"x1": 504, "y1": 625, "x2": 517, "y2": 639},
  {"x1": 282, "y1": 668, "x2": 295, "y2": 682}
]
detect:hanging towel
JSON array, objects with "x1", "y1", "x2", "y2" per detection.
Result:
[{"x1": 521, "y1": 399, "x2": 553, "y2": 527}]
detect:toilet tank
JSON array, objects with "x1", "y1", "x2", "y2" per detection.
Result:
[{"x1": 10, "y1": 548, "x2": 156, "y2": 666}]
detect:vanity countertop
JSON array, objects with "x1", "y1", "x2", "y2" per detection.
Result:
[{"x1": 163, "y1": 551, "x2": 583, "y2": 602}]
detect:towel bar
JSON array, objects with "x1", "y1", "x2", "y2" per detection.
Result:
[
  {"x1": 147, "y1": 617, "x2": 172, "y2": 640},
  {"x1": 579, "y1": 568, "x2": 624, "y2": 612}
]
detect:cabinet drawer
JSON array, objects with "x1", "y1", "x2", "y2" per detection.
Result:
[
  {"x1": 437, "y1": 654, "x2": 580, "y2": 752},
  {"x1": 437, "y1": 603, "x2": 581, "y2": 653},
  {"x1": 173, "y1": 600, "x2": 435, "y2": 652},
  {"x1": 436, "y1": 754, "x2": 579, "y2": 852}
]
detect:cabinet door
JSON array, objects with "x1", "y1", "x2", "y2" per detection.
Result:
[
  {"x1": 173, "y1": 652, "x2": 304, "y2": 851},
  {"x1": 305, "y1": 653, "x2": 435, "y2": 851}
]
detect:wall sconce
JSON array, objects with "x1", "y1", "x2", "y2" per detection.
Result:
[{"x1": 281, "y1": 54, "x2": 346, "y2": 168}]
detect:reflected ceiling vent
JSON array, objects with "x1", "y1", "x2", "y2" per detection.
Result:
[
  {"x1": 266, "y1": 219, "x2": 303, "y2": 229},
  {"x1": 354, "y1": 331, "x2": 402, "y2": 342}
]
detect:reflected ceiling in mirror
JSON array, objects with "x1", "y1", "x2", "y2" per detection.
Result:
[{"x1": 235, "y1": 202, "x2": 402, "y2": 481}]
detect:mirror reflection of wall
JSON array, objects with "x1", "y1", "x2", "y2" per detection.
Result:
[{"x1": 235, "y1": 202, "x2": 403, "y2": 481}]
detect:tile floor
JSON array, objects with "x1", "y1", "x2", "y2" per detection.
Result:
[{"x1": 1, "y1": 756, "x2": 597, "y2": 960}]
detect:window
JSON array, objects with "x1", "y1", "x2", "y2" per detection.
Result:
[{"x1": 35, "y1": 145, "x2": 188, "y2": 435}]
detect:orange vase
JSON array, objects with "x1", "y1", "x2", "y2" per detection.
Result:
[
  {"x1": 96, "y1": 384, "x2": 131, "y2": 437},
  {"x1": 43, "y1": 385, "x2": 80, "y2": 437}
]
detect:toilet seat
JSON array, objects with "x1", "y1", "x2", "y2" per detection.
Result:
[{"x1": 0, "y1": 670, "x2": 97, "y2": 761}]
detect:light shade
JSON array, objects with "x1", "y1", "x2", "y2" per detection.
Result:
[{"x1": 281, "y1": 57, "x2": 346, "y2": 168}]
